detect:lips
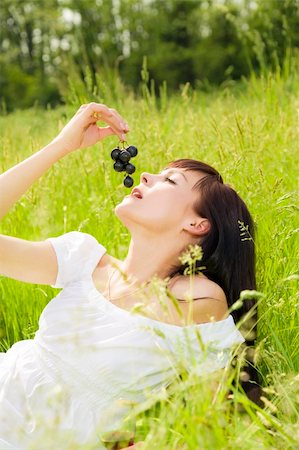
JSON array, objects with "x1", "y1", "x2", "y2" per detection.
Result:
[{"x1": 130, "y1": 187, "x2": 143, "y2": 199}]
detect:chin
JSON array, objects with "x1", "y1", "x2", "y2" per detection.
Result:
[
  {"x1": 114, "y1": 203, "x2": 130, "y2": 224},
  {"x1": 114, "y1": 204, "x2": 121, "y2": 217},
  {"x1": 114, "y1": 204, "x2": 144, "y2": 232}
]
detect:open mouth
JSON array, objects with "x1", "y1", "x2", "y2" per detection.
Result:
[
  {"x1": 130, "y1": 188, "x2": 143, "y2": 199},
  {"x1": 131, "y1": 193, "x2": 142, "y2": 199}
]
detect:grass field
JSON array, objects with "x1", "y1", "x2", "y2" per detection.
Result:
[{"x1": 0, "y1": 71, "x2": 298, "y2": 449}]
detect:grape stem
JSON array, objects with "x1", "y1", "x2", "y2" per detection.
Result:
[{"x1": 119, "y1": 140, "x2": 128, "y2": 149}]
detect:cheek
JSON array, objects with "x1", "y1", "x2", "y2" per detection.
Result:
[
  {"x1": 138, "y1": 193, "x2": 185, "y2": 224},
  {"x1": 115, "y1": 191, "x2": 187, "y2": 231}
]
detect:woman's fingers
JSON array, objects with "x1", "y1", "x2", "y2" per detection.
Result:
[
  {"x1": 109, "y1": 107, "x2": 129, "y2": 130},
  {"x1": 85, "y1": 102, "x2": 112, "y2": 116},
  {"x1": 74, "y1": 104, "x2": 89, "y2": 117},
  {"x1": 84, "y1": 103, "x2": 129, "y2": 134},
  {"x1": 89, "y1": 112, "x2": 119, "y2": 131},
  {"x1": 72, "y1": 102, "x2": 129, "y2": 142},
  {"x1": 100, "y1": 111, "x2": 128, "y2": 136},
  {"x1": 84, "y1": 103, "x2": 114, "y2": 124},
  {"x1": 94, "y1": 119, "x2": 127, "y2": 141}
]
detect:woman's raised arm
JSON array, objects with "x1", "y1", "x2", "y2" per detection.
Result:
[
  {"x1": 0, "y1": 103, "x2": 129, "y2": 221},
  {"x1": 0, "y1": 139, "x2": 69, "y2": 221}
]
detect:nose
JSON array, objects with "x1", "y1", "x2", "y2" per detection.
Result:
[{"x1": 140, "y1": 172, "x2": 151, "y2": 185}]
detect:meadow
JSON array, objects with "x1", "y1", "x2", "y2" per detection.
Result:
[{"x1": 0, "y1": 71, "x2": 298, "y2": 449}]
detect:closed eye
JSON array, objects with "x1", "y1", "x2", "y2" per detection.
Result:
[{"x1": 165, "y1": 177, "x2": 176, "y2": 184}]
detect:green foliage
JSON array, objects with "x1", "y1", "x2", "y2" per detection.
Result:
[
  {"x1": 1, "y1": 0, "x2": 299, "y2": 111},
  {"x1": 0, "y1": 72, "x2": 299, "y2": 448},
  {"x1": 61, "y1": 59, "x2": 130, "y2": 109},
  {"x1": 0, "y1": 61, "x2": 61, "y2": 112}
]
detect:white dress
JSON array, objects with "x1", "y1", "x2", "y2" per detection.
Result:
[{"x1": 0, "y1": 231, "x2": 245, "y2": 450}]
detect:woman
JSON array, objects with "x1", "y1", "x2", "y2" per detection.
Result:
[{"x1": 0, "y1": 103, "x2": 259, "y2": 449}]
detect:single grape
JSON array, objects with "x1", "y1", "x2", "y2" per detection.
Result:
[
  {"x1": 114, "y1": 161, "x2": 125, "y2": 172},
  {"x1": 111, "y1": 148, "x2": 121, "y2": 161},
  {"x1": 124, "y1": 175, "x2": 134, "y2": 187},
  {"x1": 126, "y1": 146, "x2": 138, "y2": 157},
  {"x1": 119, "y1": 150, "x2": 131, "y2": 163},
  {"x1": 111, "y1": 148, "x2": 121, "y2": 160},
  {"x1": 125, "y1": 163, "x2": 135, "y2": 174}
]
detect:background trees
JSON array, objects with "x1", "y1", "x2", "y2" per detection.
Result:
[{"x1": 1, "y1": 0, "x2": 299, "y2": 111}]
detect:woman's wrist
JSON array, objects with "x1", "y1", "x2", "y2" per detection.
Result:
[{"x1": 48, "y1": 137, "x2": 76, "y2": 157}]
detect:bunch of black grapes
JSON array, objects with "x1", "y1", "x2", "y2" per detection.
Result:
[{"x1": 111, "y1": 144, "x2": 138, "y2": 187}]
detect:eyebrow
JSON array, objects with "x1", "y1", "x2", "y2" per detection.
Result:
[{"x1": 160, "y1": 169, "x2": 188, "y2": 182}]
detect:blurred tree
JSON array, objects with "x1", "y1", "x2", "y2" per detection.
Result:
[
  {"x1": 192, "y1": 0, "x2": 249, "y2": 85},
  {"x1": 1, "y1": 0, "x2": 299, "y2": 112},
  {"x1": 244, "y1": 0, "x2": 299, "y2": 74},
  {"x1": 119, "y1": 0, "x2": 201, "y2": 93},
  {"x1": 0, "y1": 0, "x2": 63, "y2": 110}
]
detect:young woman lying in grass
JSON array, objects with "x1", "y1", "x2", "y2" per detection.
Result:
[{"x1": 0, "y1": 103, "x2": 260, "y2": 449}]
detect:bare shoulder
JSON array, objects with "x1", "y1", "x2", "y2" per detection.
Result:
[
  {"x1": 96, "y1": 252, "x2": 121, "y2": 269},
  {"x1": 169, "y1": 274, "x2": 228, "y2": 324},
  {"x1": 170, "y1": 274, "x2": 227, "y2": 303},
  {"x1": 92, "y1": 252, "x2": 123, "y2": 290}
]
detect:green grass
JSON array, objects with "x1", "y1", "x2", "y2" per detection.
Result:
[{"x1": 0, "y1": 71, "x2": 298, "y2": 449}]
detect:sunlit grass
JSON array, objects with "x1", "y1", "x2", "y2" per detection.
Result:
[{"x1": 0, "y1": 71, "x2": 298, "y2": 448}]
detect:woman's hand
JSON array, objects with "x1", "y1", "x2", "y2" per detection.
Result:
[{"x1": 52, "y1": 102, "x2": 129, "y2": 154}]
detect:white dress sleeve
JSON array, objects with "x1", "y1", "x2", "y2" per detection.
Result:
[{"x1": 46, "y1": 231, "x2": 104, "y2": 289}]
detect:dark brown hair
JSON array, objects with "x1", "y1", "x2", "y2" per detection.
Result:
[{"x1": 165, "y1": 159, "x2": 262, "y2": 406}]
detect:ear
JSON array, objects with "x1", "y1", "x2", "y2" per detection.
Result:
[{"x1": 184, "y1": 218, "x2": 211, "y2": 237}]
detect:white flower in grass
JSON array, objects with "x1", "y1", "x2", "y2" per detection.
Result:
[{"x1": 179, "y1": 243, "x2": 204, "y2": 276}]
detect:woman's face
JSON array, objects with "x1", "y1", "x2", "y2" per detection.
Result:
[{"x1": 114, "y1": 168, "x2": 204, "y2": 234}]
